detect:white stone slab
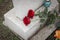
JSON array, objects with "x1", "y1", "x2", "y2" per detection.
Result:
[
  {"x1": 31, "y1": 25, "x2": 57, "y2": 40},
  {"x1": 3, "y1": 8, "x2": 40, "y2": 40},
  {"x1": 14, "y1": 0, "x2": 58, "y2": 20},
  {"x1": 12, "y1": 0, "x2": 43, "y2": 8}
]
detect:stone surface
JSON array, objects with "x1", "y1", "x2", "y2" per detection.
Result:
[
  {"x1": 2, "y1": 0, "x2": 58, "y2": 40},
  {"x1": 12, "y1": 0, "x2": 44, "y2": 20},
  {"x1": 12, "y1": 0, "x2": 58, "y2": 20},
  {"x1": 30, "y1": 25, "x2": 56, "y2": 40}
]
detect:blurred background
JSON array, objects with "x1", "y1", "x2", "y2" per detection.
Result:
[{"x1": 0, "y1": 0, "x2": 21, "y2": 40}]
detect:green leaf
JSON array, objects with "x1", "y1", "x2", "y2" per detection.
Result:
[
  {"x1": 39, "y1": 12, "x2": 43, "y2": 18},
  {"x1": 57, "y1": 16, "x2": 60, "y2": 19},
  {"x1": 35, "y1": 14, "x2": 39, "y2": 16},
  {"x1": 42, "y1": 7, "x2": 49, "y2": 18},
  {"x1": 44, "y1": 7, "x2": 48, "y2": 14},
  {"x1": 35, "y1": 10, "x2": 43, "y2": 18},
  {"x1": 54, "y1": 10, "x2": 58, "y2": 17},
  {"x1": 46, "y1": 14, "x2": 56, "y2": 25},
  {"x1": 35, "y1": 10, "x2": 40, "y2": 16},
  {"x1": 40, "y1": 19, "x2": 45, "y2": 23}
]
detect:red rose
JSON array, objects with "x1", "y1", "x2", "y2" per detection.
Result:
[
  {"x1": 27, "y1": 9, "x2": 35, "y2": 19},
  {"x1": 23, "y1": 16, "x2": 31, "y2": 26}
]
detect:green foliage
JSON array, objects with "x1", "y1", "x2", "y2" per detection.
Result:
[
  {"x1": 40, "y1": 19, "x2": 45, "y2": 23},
  {"x1": 35, "y1": 5, "x2": 59, "y2": 26},
  {"x1": 57, "y1": 0, "x2": 60, "y2": 3},
  {"x1": 48, "y1": 14, "x2": 56, "y2": 25},
  {"x1": 35, "y1": 11, "x2": 43, "y2": 18},
  {"x1": 35, "y1": 7, "x2": 48, "y2": 18},
  {"x1": 44, "y1": 7, "x2": 48, "y2": 14}
]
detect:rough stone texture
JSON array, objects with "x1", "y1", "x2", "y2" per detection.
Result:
[{"x1": 0, "y1": 0, "x2": 21, "y2": 40}]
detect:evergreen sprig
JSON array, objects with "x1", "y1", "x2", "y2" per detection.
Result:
[{"x1": 35, "y1": 6, "x2": 59, "y2": 26}]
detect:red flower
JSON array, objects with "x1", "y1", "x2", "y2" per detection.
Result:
[
  {"x1": 23, "y1": 16, "x2": 31, "y2": 26},
  {"x1": 27, "y1": 9, "x2": 35, "y2": 19}
]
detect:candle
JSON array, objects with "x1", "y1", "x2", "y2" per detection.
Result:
[{"x1": 44, "y1": 0, "x2": 51, "y2": 7}]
